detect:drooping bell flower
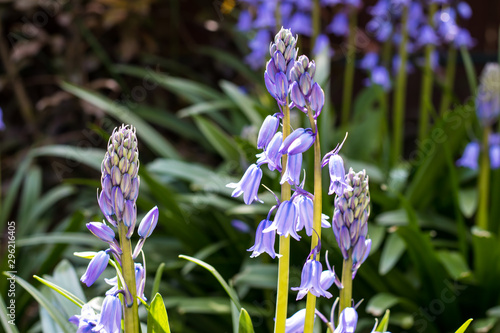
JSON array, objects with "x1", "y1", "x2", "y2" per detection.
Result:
[
  {"x1": 227, "y1": 164, "x2": 263, "y2": 205},
  {"x1": 69, "y1": 303, "x2": 99, "y2": 332},
  {"x1": 248, "y1": 218, "x2": 279, "y2": 259},
  {"x1": 279, "y1": 128, "x2": 316, "y2": 155},
  {"x1": 94, "y1": 295, "x2": 122, "y2": 333},
  {"x1": 291, "y1": 246, "x2": 333, "y2": 300},
  {"x1": 256, "y1": 131, "x2": 283, "y2": 172},
  {"x1": 80, "y1": 250, "x2": 110, "y2": 287},
  {"x1": 263, "y1": 200, "x2": 301, "y2": 240},
  {"x1": 456, "y1": 141, "x2": 480, "y2": 170},
  {"x1": 280, "y1": 153, "x2": 302, "y2": 185},
  {"x1": 285, "y1": 309, "x2": 312, "y2": 333},
  {"x1": 257, "y1": 115, "x2": 280, "y2": 149}
]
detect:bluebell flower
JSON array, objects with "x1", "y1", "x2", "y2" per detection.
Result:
[
  {"x1": 94, "y1": 295, "x2": 122, "y2": 333},
  {"x1": 333, "y1": 307, "x2": 358, "y2": 333},
  {"x1": 392, "y1": 55, "x2": 414, "y2": 75},
  {"x1": 489, "y1": 133, "x2": 500, "y2": 169},
  {"x1": 80, "y1": 250, "x2": 110, "y2": 287},
  {"x1": 86, "y1": 222, "x2": 115, "y2": 243},
  {"x1": 292, "y1": 249, "x2": 333, "y2": 300},
  {"x1": 227, "y1": 164, "x2": 263, "y2": 205},
  {"x1": 453, "y1": 28, "x2": 475, "y2": 49},
  {"x1": 69, "y1": 303, "x2": 98, "y2": 333},
  {"x1": 135, "y1": 263, "x2": 147, "y2": 302},
  {"x1": 257, "y1": 115, "x2": 280, "y2": 149},
  {"x1": 417, "y1": 25, "x2": 439, "y2": 47},
  {"x1": 279, "y1": 128, "x2": 316, "y2": 155},
  {"x1": 285, "y1": 309, "x2": 312, "y2": 333},
  {"x1": 0, "y1": 108, "x2": 5, "y2": 131},
  {"x1": 365, "y1": 66, "x2": 391, "y2": 91},
  {"x1": 352, "y1": 237, "x2": 372, "y2": 278},
  {"x1": 256, "y1": 131, "x2": 283, "y2": 171},
  {"x1": 457, "y1": 1, "x2": 472, "y2": 20},
  {"x1": 248, "y1": 218, "x2": 279, "y2": 258},
  {"x1": 294, "y1": 192, "x2": 314, "y2": 236},
  {"x1": 320, "y1": 252, "x2": 342, "y2": 290},
  {"x1": 264, "y1": 200, "x2": 301, "y2": 240},
  {"x1": 281, "y1": 153, "x2": 302, "y2": 185},
  {"x1": 327, "y1": 12, "x2": 349, "y2": 37},
  {"x1": 359, "y1": 52, "x2": 379, "y2": 71},
  {"x1": 231, "y1": 219, "x2": 252, "y2": 233},
  {"x1": 253, "y1": 3, "x2": 276, "y2": 29},
  {"x1": 237, "y1": 10, "x2": 252, "y2": 32},
  {"x1": 456, "y1": 141, "x2": 480, "y2": 170},
  {"x1": 138, "y1": 206, "x2": 159, "y2": 239},
  {"x1": 288, "y1": 13, "x2": 313, "y2": 36}
]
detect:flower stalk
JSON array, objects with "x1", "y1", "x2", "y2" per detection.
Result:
[
  {"x1": 118, "y1": 223, "x2": 140, "y2": 331},
  {"x1": 391, "y1": 4, "x2": 409, "y2": 165},
  {"x1": 419, "y1": 2, "x2": 437, "y2": 142},
  {"x1": 339, "y1": 252, "x2": 353, "y2": 315},
  {"x1": 477, "y1": 126, "x2": 491, "y2": 230},
  {"x1": 303, "y1": 105, "x2": 322, "y2": 332},
  {"x1": 341, "y1": 7, "x2": 357, "y2": 129},
  {"x1": 439, "y1": 45, "x2": 457, "y2": 114},
  {"x1": 275, "y1": 102, "x2": 291, "y2": 333}
]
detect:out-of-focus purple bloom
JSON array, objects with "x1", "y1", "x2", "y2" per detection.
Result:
[
  {"x1": 288, "y1": 13, "x2": 313, "y2": 36},
  {"x1": 333, "y1": 307, "x2": 358, "y2": 333},
  {"x1": 279, "y1": 128, "x2": 316, "y2": 155},
  {"x1": 327, "y1": 12, "x2": 349, "y2": 37},
  {"x1": 257, "y1": 115, "x2": 280, "y2": 149},
  {"x1": 392, "y1": 55, "x2": 414, "y2": 75},
  {"x1": 321, "y1": 0, "x2": 341, "y2": 5},
  {"x1": 281, "y1": 153, "x2": 302, "y2": 185},
  {"x1": 344, "y1": 0, "x2": 361, "y2": 8},
  {"x1": 264, "y1": 200, "x2": 301, "y2": 240},
  {"x1": 365, "y1": 66, "x2": 391, "y2": 91},
  {"x1": 80, "y1": 250, "x2": 110, "y2": 287},
  {"x1": 246, "y1": 30, "x2": 271, "y2": 69},
  {"x1": 94, "y1": 295, "x2": 122, "y2": 333},
  {"x1": 69, "y1": 303, "x2": 98, "y2": 333},
  {"x1": 253, "y1": 3, "x2": 276, "y2": 29},
  {"x1": 291, "y1": 248, "x2": 333, "y2": 300},
  {"x1": 417, "y1": 25, "x2": 439, "y2": 47},
  {"x1": 231, "y1": 219, "x2": 252, "y2": 233},
  {"x1": 0, "y1": 108, "x2": 5, "y2": 131},
  {"x1": 137, "y1": 206, "x2": 159, "y2": 239},
  {"x1": 490, "y1": 144, "x2": 500, "y2": 169},
  {"x1": 454, "y1": 28, "x2": 475, "y2": 49},
  {"x1": 256, "y1": 131, "x2": 283, "y2": 171},
  {"x1": 248, "y1": 218, "x2": 279, "y2": 258},
  {"x1": 227, "y1": 164, "x2": 263, "y2": 205},
  {"x1": 477, "y1": 63, "x2": 500, "y2": 126},
  {"x1": 359, "y1": 52, "x2": 379, "y2": 70},
  {"x1": 285, "y1": 309, "x2": 312, "y2": 333},
  {"x1": 313, "y1": 34, "x2": 333, "y2": 57},
  {"x1": 237, "y1": 11, "x2": 252, "y2": 31},
  {"x1": 456, "y1": 141, "x2": 480, "y2": 170},
  {"x1": 457, "y1": 2, "x2": 472, "y2": 20}
]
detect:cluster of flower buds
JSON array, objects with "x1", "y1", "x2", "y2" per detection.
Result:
[
  {"x1": 332, "y1": 168, "x2": 372, "y2": 277},
  {"x1": 71, "y1": 125, "x2": 159, "y2": 332},
  {"x1": 289, "y1": 55, "x2": 325, "y2": 117}
]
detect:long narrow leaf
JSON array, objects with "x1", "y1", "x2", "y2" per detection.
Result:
[
  {"x1": 179, "y1": 255, "x2": 242, "y2": 309},
  {"x1": 33, "y1": 275, "x2": 85, "y2": 308},
  {"x1": 0, "y1": 293, "x2": 19, "y2": 333},
  {"x1": 61, "y1": 82, "x2": 180, "y2": 159},
  {"x1": 193, "y1": 115, "x2": 241, "y2": 161}
]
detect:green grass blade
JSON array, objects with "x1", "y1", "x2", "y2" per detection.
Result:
[
  {"x1": 61, "y1": 82, "x2": 180, "y2": 159},
  {"x1": 192, "y1": 115, "x2": 240, "y2": 161},
  {"x1": 33, "y1": 145, "x2": 105, "y2": 171},
  {"x1": 6, "y1": 273, "x2": 73, "y2": 333},
  {"x1": 151, "y1": 263, "x2": 165, "y2": 301},
  {"x1": 179, "y1": 255, "x2": 242, "y2": 309},
  {"x1": 460, "y1": 46, "x2": 477, "y2": 95},
  {"x1": 17, "y1": 233, "x2": 102, "y2": 247},
  {"x1": 219, "y1": 81, "x2": 263, "y2": 127},
  {"x1": 178, "y1": 99, "x2": 235, "y2": 119},
  {"x1": 454, "y1": 319, "x2": 473, "y2": 333},
  {"x1": 33, "y1": 275, "x2": 85, "y2": 308}
]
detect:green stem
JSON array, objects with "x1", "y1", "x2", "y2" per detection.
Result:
[
  {"x1": 118, "y1": 223, "x2": 140, "y2": 332},
  {"x1": 274, "y1": 103, "x2": 291, "y2": 333},
  {"x1": 341, "y1": 8, "x2": 357, "y2": 129},
  {"x1": 477, "y1": 126, "x2": 491, "y2": 230},
  {"x1": 460, "y1": 45, "x2": 478, "y2": 96},
  {"x1": 303, "y1": 107, "x2": 322, "y2": 333},
  {"x1": 339, "y1": 253, "x2": 353, "y2": 315},
  {"x1": 418, "y1": 3, "x2": 437, "y2": 141},
  {"x1": 439, "y1": 45, "x2": 457, "y2": 114},
  {"x1": 311, "y1": 0, "x2": 321, "y2": 48},
  {"x1": 391, "y1": 4, "x2": 409, "y2": 165}
]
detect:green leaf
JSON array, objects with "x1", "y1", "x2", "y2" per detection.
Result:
[
  {"x1": 7, "y1": 273, "x2": 73, "y2": 333},
  {"x1": 471, "y1": 228, "x2": 500, "y2": 293},
  {"x1": 17, "y1": 166, "x2": 42, "y2": 232},
  {"x1": 366, "y1": 293, "x2": 400, "y2": 317},
  {"x1": 147, "y1": 293, "x2": 171, "y2": 333},
  {"x1": 33, "y1": 145, "x2": 105, "y2": 171},
  {"x1": 179, "y1": 255, "x2": 242, "y2": 309},
  {"x1": 238, "y1": 308, "x2": 254, "y2": 333},
  {"x1": 219, "y1": 80, "x2": 263, "y2": 127},
  {"x1": 192, "y1": 115, "x2": 241, "y2": 161},
  {"x1": 114, "y1": 65, "x2": 223, "y2": 103},
  {"x1": 436, "y1": 251, "x2": 472, "y2": 280},
  {"x1": 17, "y1": 233, "x2": 102, "y2": 248},
  {"x1": 379, "y1": 232, "x2": 406, "y2": 275},
  {"x1": 25, "y1": 185, "x2": 76, "y2": 228},
  {"x1": 472, "y1": 318, "x2": 495, "y2": 333},
  {"x1": 375, "y1": 310, "x2": 390, "y2": 332},
  {"x1": 0, "y1": 293, "x2": 19, "y2": 333},
  {"x1": 33, "y1": 275, "x2": 85, "y2": 308},
  {"x1": 181, "y1": 241, "x2": 228, "y2": 276},
  {"x1": 458, "y1": 188, "x2": 478, "y2": 218},
  {"x1": 178, "y1": 99, "x2": 235, "y2": 118},
  {"x1": 151, "y1": 263, "x2": 165, "y2": 301},
  {"x1": 234, "y1": 264, "x2": 278, "y2": 289},
  {"x1": 460, "y1": 46, "x2": 477, "y2": 95},
  {"x1": 60, "y1": 81, "x2": 180, "y2": 159}
]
